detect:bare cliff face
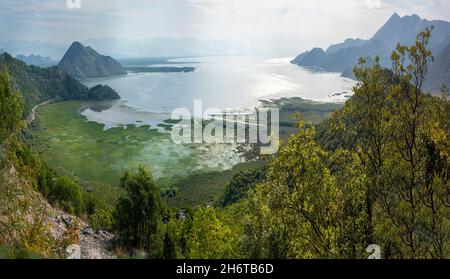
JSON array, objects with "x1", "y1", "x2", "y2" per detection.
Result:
[
  {"x1": 0, "y1": 161, "x2": 116, "y2": 259},
  {"x1": 58, "y1": 42, "x2": 127, "y2": 79}
]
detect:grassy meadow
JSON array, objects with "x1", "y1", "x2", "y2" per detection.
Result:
[
  {"x1": 27, "y1": 98, "x2": 341, "y2": 208},
  {"x1": 28, "y1": 101, "x2": 261, "y2": 207}
]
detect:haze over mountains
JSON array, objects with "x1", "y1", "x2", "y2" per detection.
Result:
[
  {"x1": 16, "y1": 54, "x2": 56, "y2": 68},
  {"x1": 425, "y1": 44, "x2": 450, "y2": 92},
  {"x1": 0, "y1": 38, "x2": 238, "y2": 60},
  {"x1": 2, "y1": 13, "x2": 449, "y2": 93},
  {"x1": 0, "y1": 40, "x2": 67, "y2": 60},
  {"x1": 291, "y1": 13, "x2": 450, "y2": 93},
  {"x1": 58, "y1": 42, "x2": 127, "y2": 79}
]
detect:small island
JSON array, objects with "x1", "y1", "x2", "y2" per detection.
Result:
[
  {"x1": 125, "y1": 66, "x2": 196, "y2": 73},
  {"x1": 87, "y1": 84, "x2": 120, "y2": 101}
]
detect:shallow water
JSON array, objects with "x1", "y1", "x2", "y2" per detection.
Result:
[{"x1": 81, "y1": 56, "x2": 355, "y2": 128}]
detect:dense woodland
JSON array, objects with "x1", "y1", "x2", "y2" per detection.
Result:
[{"x1": 0, "y1": 29, "x2": 449, "y2": 259}]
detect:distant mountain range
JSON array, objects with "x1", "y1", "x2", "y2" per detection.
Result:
[
  {"x1": 0, "y1": 40, "x2": 67, "y2": 59},
  {"x1": 0, "y1": 53, "x2": 120, "y2": 116},
  {"x1": 291, "y1": 14, "x2": 450, "y2": 93},
  {"x1": 16, "y1": 54, "x2": 56, "y2": 67},
  {"x1": 425, "y1": 44, "x2": 450, "y2": 93},
  {"x1": 372, "y1": 14, "x2": 450, "y2": 54},
  {"x1": 325, "y1": 38, "x2": 369, "y2": 55},
  {"x1": 125, "y1": 66, "x2": 196, "y2": 73},
  {"x1": 58, "y1": 42, "x2": 127, "y2": 79},
  {"x1": 292, "y1": 39, "x2": 391, "y2": 73}
]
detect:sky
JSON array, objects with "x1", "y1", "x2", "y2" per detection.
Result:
[{"x1": 0, "y1": 0, "x2": 449, "y2": 57}]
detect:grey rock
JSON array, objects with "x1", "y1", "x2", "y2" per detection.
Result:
[
  {"x1": 61, "y1": 214, "x2": 74, "y2": 226},
  {"x1": 82, "y1": 226, "x2": 95, "y2": 236}
]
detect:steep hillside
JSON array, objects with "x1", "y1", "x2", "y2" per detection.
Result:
[
  {"x1": 372, "y1": 13, "x2": 450, "y2": 54},
  {"x1": 58, "y1": 42, "x2": 127, "y2": 79},
  {"x1": 16, "y1": 54, "x2": 56, "y2": 67},
  {"x1": 0, "y1": 141, "x2": 116, "y2": 259},
  {"x1": 425, "y1": 44, "x2": 450, "y2": 93},
  {"x1": 291, "y1": 48, "x2": 325, "y2": 67},
  {"x1": 320, "y1": 39, "x2": 390, "y2": 72},
  {"x1": 0, "y1": 53, "x2": 120, "y2": 116},
  {"x1": 325, "y1": 38, "x2": 369, "y2": 54},
  {"x1": 341, "y1": 56, "x2": 376, "y2": 79},
  {"x1": 291, "y1": 13, "x2": 450, "y2": 92},
  {"x1": 292, "y1": 40, "x2": 390, "y2": 73}
]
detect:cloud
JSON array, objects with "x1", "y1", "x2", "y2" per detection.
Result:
[
  {"x1": 365, "y1": 0, "x2": 382, "y2": 9},
  {"x1": 0, "y1": 0, "x2": 449, "y2": 56}
]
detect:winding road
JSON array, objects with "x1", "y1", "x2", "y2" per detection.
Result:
[{"x1": 27, "y1": 99, "x2": 56, "y2": 124}]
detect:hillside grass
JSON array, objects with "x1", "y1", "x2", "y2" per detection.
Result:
[
  {"x1": 267, "y1": 97, "x2": 344, "y2": 141},
  {"x1": 162, "y1": 160, "x2": 266, "y2": 208}
]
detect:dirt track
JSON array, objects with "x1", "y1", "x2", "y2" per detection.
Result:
[{"x1": 27, "y1": 99, "x2": 55, "y2": 124}]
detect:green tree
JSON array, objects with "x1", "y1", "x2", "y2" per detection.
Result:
[
  {"x1": 336, "y1": 57, "x2": 393, "y2": 241},
  {"x1": 89, "y1": 208, "x2": 114, "y2": 231},
  {"x1": 373, "y1": 28, "x2": 449, "y2": 258},
  {"x1": 186, "y1": 207, "x2": 235, "y2": 259},
  {"x1": 244, "y1": 121, "x2": 344, "y2": 259},
  {"x1": 328, "y1": 149, "x2": 371, "y2": 258},
  {"x1": 37, "y1": 166, "x2": 55, "y2": 198},
  {"x1": 162, "y1": 219, "x2": 179, "y2": 259},
  {"x1": 113, "y1": 167, "x2": 164, "y2": 251},
  {"x1": 217, "y1": 168, "x2": 265, "y2": 207},
  {"x1": 52, "y1": 176, "x2": 83, "y2": 216},
  {"x1": 237, "y1": 29, "x2": 449, "y2": 259},
  {"x1": 325, "y1": 28, "x2": 450, "y2": 258},
  {"x1": 0, "y1": 72, "x2": 23, "y2": 143}
]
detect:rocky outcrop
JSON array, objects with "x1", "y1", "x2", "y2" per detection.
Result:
[
  {"x1": 49, "y1": 211, "x2": 117, "y2": 259},
  {"x1": 0, "y1": 163, "x2": 117, "y2": 259}
]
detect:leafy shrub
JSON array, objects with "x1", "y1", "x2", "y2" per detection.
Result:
[
  {"x1": 217, "y1": 168, "x2": 265, "y2": 207},
  {"x1": 37, "y1": 166, "x2": 54, "y2": 198},
  {"x1": 0, "y1": 71, "x2": 23, "y2": 143},
  {"x1": 51, "y1": 176, "x2": 83, "y2": 216},
  {"x1": 113, "y1": 167, "x2": 164, "y2": 251},
  {"x1": 89, "y1": 208, "x2": 113, "y2": 231}
]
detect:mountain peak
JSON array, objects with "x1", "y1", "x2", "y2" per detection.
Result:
[
  {"x1": 70, "y1": 41, "x2": 83, "y2": 47},
  {"x1": 310, "y1": 47, "x2": 325, "y2": 53},
  {"x1": 407, "y1": 14, "x2": 421, "y2": 20},
  {"x1": 390, "y1": 13, "x2": 401, "y2": 20},
  {"x1": 67, "y1": 41, "x2": 85, "y2": 50},
  {"x1": 58, "y1": 42, "x2": 126, "y2": 78},
  {"x1": 370, "y1": 13, "x2": 448, "y2": 50},
  {"x1": 384, "y1": 13, "x2": 423, "y2": 24}
]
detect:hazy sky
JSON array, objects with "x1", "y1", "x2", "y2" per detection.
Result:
[{"x1": 1, "y1": 0, "x2": 449, "y2": 56}]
